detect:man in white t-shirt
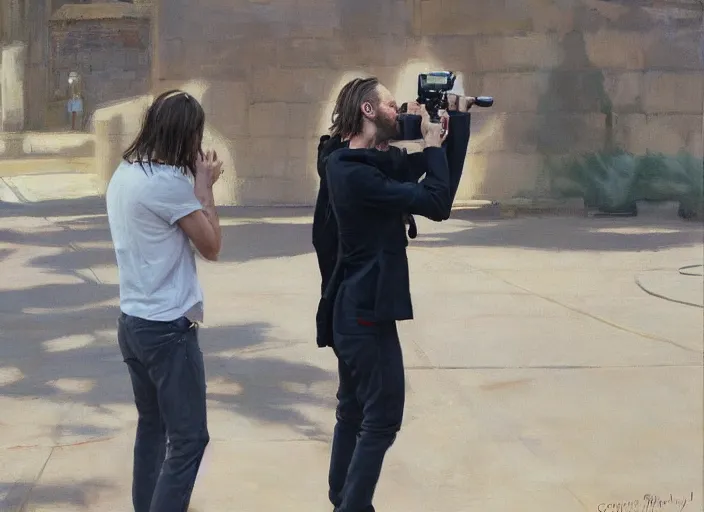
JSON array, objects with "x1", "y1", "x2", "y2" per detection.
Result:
[{"x1": 106, "y1": 89, "x2": 223, "y2": 512}]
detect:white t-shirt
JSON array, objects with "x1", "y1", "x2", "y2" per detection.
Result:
[{"x1": 106, "y1": 160, "x2": 205, "y2": 322}]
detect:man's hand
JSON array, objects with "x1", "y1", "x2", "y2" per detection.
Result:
[
  {"x1": 447, "y1": 94, "x2": 474, "y2": 112},
  {"x1": 420, "y1": 105, "x2": 449, "y2": 148},
  {"x1": 195, "y1": 149, "x2": 224, "y2": 189},
  {"x1": 405, "y1": 101, "x2": 422, "y2": 115}
]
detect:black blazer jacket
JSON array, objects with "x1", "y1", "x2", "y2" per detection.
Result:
[{"x1": 315, "y1": 112, "x2": 471, "y2": 348}]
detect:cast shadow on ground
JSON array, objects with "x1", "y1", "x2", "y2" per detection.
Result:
[
  {"x1": 413, "y1": 214, "x2": 704, "y2": 253},
  {"x1": 0, "y1": 200, "x2": 317, "y2": 264},
  {"x1": 0, "y1": 247, "x2": 15, "y2": 262},
  {"x1": 0, "y1": 479, "x2": 114, "y2": 510},
  {"x1": 216, "y1": 206, "x2": 317, "y2": 262},
  {"x1": 5, "y1": 197, "x2": 699, "y2": 447},
  {"x1": 0, "y1": 200, "x2": 334, "y2": 443},
  {"x1": 5, "y1": 198, "x2": 702, "y2": 266},
  {"x1": 0, "y1": 196, "x2": 107, "y2": 219},
  {"x1": 0, "y1": 301, "x2": 333, "y2": 440},
  {"x1": 200, "y1": 325, "x2": 335, "y2": 438}
]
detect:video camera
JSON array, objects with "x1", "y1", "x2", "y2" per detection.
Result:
[
  {"x1": 418, "y1": 71, "x2": 456, "y2": 122},
  {"x1": 397, "y1": 71, "x2": 493, "y2": 140}
]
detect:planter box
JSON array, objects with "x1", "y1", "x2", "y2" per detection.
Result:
[
  {"x1": 636, "y1": 200, "x2": 681, "y2": 219},
  {"x1": 500, "y1": 197, "x2": 586, "y2": 217}
]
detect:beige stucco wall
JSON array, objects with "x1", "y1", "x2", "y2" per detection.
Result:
[{"x1": 95, "y1": 0, "x2": 703, "y2": 205}]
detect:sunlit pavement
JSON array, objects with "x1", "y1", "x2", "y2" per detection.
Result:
[{"x1": 0, "y1": 178, "x2": 702, "y2": 511}]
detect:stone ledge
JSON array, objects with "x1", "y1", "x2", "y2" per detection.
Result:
[
  {"x1": 451, "y1": 198, "x2": 587, "y2": 219},
  {"x1": 0, "y1": 157, "x2": 95, "y2": 177},
  {"x1": 50, "y1": 3, "x2": 151, "y2": 23},
  {"x1": 498, "y1": 197, "x2": 587, "y2": 218},
  {"x1": 0, "y1": 172, "x2": 102, "y2": 202},
  {"x1": 451, "y1": 200, "x2": 503, "y2": 219},
  {"x1": 0, "y1": 132, "x2": 95, "y2": 160}
]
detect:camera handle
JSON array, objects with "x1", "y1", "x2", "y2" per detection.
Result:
[
  {"x1": 397, "y1": 94, "x2": 494, "y2": 142},
  {"x1": 401, "y1": 95, "x2": 494, "y2": 114},
  {"x1": 472, "y1": 96, "x2": 494, "y2": 108}
]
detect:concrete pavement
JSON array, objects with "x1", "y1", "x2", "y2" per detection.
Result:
[{"x1": 0, "y1": 174, "x2": 702, "y2": 512}]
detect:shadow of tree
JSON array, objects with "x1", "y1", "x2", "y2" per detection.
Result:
[
  {"x1": 0, "y1": 479, "x2": 114, "y2": 510},
  {"x1": 0, "y1": 196, "x2": 106, "y2": 218},
  {"x1": 218, "y1": 219, "x2": 315, "y2": 263},
  {"x1": 201, "y1": 325, "x2": 335, "y2": 439},
  {"x1": 0, "y1": 248, "x2": 15, "y2": 262},
  {"x1": 0, "y1": 199, "x2": 334, "y2": 449},
  {"x1": 0, "y1": 307, "x2": 333, "y2": 439},
  {"x1": 7, "y1": 194, "x2": 698, "y2": 454},
  {"x1": 0, "y1": 201, "x2": 317, "y2": 264},
  {"x1": 413, "y1": 215, "x2": 704, "y2": 253}
]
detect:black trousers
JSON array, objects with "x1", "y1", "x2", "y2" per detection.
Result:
[
  {"x1": 328, "y1": 292, "x2": 406, "y2": 512},
  {"x1": 117, "y1": 313, "x2": 210, "y2": 512}
]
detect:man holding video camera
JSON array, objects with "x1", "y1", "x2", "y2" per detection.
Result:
[{"x1": 315, "y1": 76, "x2": 472, "y2": 512}]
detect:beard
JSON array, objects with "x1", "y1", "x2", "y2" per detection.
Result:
[{"x1": 373, "y1": 114, "x2": 400, "y2": 145}]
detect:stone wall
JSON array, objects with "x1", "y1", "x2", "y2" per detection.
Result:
[
  {"x1": 0, "y1": 43, "x2": 26, "y2": 132},
  {"x1": 47, "y1": 3, "x2": 151, "y2": 130},
  {"x1": 0, "y1": 0, "x2": 50, "y2": 131},
  {"x1": 96, "y1": 0, "x2": 702, "y2": 205}
]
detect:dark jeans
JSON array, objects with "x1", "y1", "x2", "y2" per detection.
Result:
[
  {"x1": 117, "y1": 313, "x2": 210, "y2": 512},
  {"x1": 328, "y1": 302, "x2": 405, "y2": 512}
]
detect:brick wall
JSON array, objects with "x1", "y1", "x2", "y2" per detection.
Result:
[
  {"x1": 130, "y1": 0, "x2": 703, "y2": 205},
  {"x1": 48, "y1": 3, "x2": 150, "y2": 130}
]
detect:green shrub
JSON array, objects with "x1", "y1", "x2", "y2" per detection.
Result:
[{"x1": 547, "y1": 149, "x2": 703, "y2": 218}]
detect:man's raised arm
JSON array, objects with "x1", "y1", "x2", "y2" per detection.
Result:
[
  {"x1": 333, "y1": 146, "x2": 453, "y2": 222},
  {"x1": 403, "y1": 97, "x2": 472, "y2": 203}
]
